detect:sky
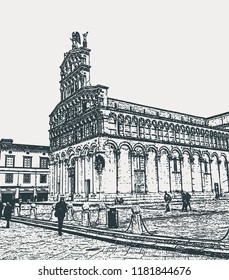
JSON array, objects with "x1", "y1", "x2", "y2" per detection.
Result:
[{"x1": 0, "y1": 0, "x2": 229, "y2": 146}]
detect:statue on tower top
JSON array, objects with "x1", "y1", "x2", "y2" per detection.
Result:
[
  {"x1": 82, "y1": 31, "x2": 88, "y2": 48},
  {"x1": 70, "y1": 32, "x2": 81, "y2": 49}
]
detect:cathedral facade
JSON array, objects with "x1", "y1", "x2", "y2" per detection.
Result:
[{"x1": 49, "y1": 32, "x2": 229, "y2": 201}]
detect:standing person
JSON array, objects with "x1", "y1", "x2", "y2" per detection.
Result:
[
  {"x1": 3, "y1": 202, "x2": 12, "y2": 228},
  {"x1": 164, "y1": 191, "x2": 172, "y2": 212},
  {"x1": 0, "y1": 201, "x2": 3, "y2": 219},
  {"x1": 181, "y1": 191, "x2": 187, "y2": 212},
  {"x1": 185, "y1": 191, "x2": 192, "y2": 211},
  {"x1": 55, "y1": 197, "x2": 68, "y2": 236}
]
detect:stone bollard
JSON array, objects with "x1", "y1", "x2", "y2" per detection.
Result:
[
  {"x1": 30, "y1": 203, "x2": 37, "y2": 218},
  {"x1": 131, "y1": 204, "x2": 143, "y2": 234},
  {"x1": 14, "y1": 203, "x2": 20, "y2": 216},
  {"x1": 66, "y1": 203, "x2": 74, "y2": 221},
  {"x1": 98, "y1": 202, "x2": 107, "y2": 225},
  {"x1": 50, "y1": 204, "x2": 57, "y2": 221},
  {"x1": 82, "y1": 202, "x2": 90, "y2": 227}
]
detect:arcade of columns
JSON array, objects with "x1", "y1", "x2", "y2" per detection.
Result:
[{"x1": 49, "y1": 135, "x2": 229, "y2": 200}]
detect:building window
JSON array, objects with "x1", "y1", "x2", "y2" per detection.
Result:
[
  {"x1": 5, "y1": 155, "x2": 15, "y2": 167},
  {"x1": 23, "y1": 174, "x2": 31, "y2": 183},
  {"x1": 135, "y1": 156, "x2": 145, "y2": 171},
  {"x1": 23, "y1": 156, "x2": 32, "y2": 168},
  {"x1": 5, "y1": 173, "x2": 13, "y2": 183},
  {"x1": 173, "y1": 158, "x2": 178, "y2": 172},
  {"x1": 204, "y1": 161, "x2": 208, "y2": 173},
  {"x1": 40, "y1": 174, "x2": 47, "y2": 183},
  {"x1": 40, "y1": 157, "x2": 49, "y2": 169}
]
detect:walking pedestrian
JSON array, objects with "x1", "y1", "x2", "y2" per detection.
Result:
[
  {"x1": 3, "y1": 202, "x2": 12, "y2": 228},
  {"x1": 164, "y1": 191, "x2": 172, "y2": 212},
  {"x1": 185, "y1": 191, "x2": 192, "y2": 211},
  {"x1": 55, "y1": 197, "x2": 68, "y2": 236},
  {"x1": 181, "y1": 191, "x2": 187, "y2": 212},
  {"x1": 0, "y1": 201, "x2": 3, "y2": 219}
]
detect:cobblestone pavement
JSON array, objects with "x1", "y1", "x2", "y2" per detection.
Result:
[
  {"x1": 0, "y1": 220, "x2": 218, "y2": 260},
  {"x1": 1, "y1": 198, "x2": 229, "y2": 260}
]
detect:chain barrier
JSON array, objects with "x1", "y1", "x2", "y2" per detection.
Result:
[
  {"x1": 219, "y1": 228, "x2": 229, "y2": 241},
  {"x1": 12, "y1": 200, "x2": 229, "y2": 244},
  {"x1": 139, "y1": 214, "x2": 154, "y2": 235},
  {"x1": 124, "y1": 214, "x2": 134, "y2": 232},
  {"x1": 124, "y1": 204, "x2": 229, "y2": 243}
]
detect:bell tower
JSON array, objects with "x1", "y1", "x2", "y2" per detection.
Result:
[{"x1": 59, "y1": 32, "x2": 91, "y2": 101}]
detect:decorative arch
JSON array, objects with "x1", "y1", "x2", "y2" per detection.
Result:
[
  {"x1": 103, "y1": 140, "x2": 118, "y2": 151},
  {"x1": 133, "y1": 143, "x2": 146, "y2": 154},
  {"x1": 119, "y1": 141, "x2": 133, "y2": 151},
  {"x1": 61, "y1": 151, "x2": 67, "y2": 160},
  {"x1": 211, "y1": 152, "x2": 220, "y2": 161},
  {"x1": 66, "y1": 147, "x2": 75, "y2": 157},
  {"x1": 171, "y1": 147, "x2": 182, "y2": 157},
  {"x1": 181, "y1": 148, "x2": 192, "y2": 157},
  {"x1": 75, "y1": 147, "x2": 82, "y2": 157},
  {"x1": 146, "y1": 145, "x2": 158, "y2": 154},
  {"x1": 159, "y1": 146, "x2": 171, "y2": 157}
]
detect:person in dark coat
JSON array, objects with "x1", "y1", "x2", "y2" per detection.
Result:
[
  {"x1": 185, "y1": 191, "x2": 192, "y2": 211},
  {"x1": 181, "y1": 191, "x2": 192, "y2": 212},
  {"x1": 0, "y1": 201, "x2": 3, "y2": 219},
  {"x1": 55, "y1": 197, "x2": 68, "y2": 236},
  {"x1": 164, "y1": 191, "x2": 172, "y2": 212},
  {"x1": 3, "y1": 202, "x2": 12, "y2": 228},
  {"x1": 181, "y1": 191, "x2": 187, "y2": 212}
]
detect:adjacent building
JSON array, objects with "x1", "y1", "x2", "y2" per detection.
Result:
[
  {"x1": 0, "y1": 138, "x2": 50, "y2": 202},
  {"x1": 49, "y1": 32, "x2": 229, "y2": 201}
]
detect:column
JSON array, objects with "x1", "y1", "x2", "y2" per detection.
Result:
[
  {"x1": 74, "y1": 158, "x2": 79, "y2": 195},
  {"x1": 144, "y1": 152, "x2": 149, "y2": 193},
  {"x1": 60, "y1": 160, "x2": 64, "y2": 195},
  {"x1": 68, "y1": 168, "x2": 71, "y2": 198},
  {"x1": 209, "y1": 159, "x2": 213, "y2": 192},
  {"x1": 64, "y1": 161, "x2": 68, "y2": 195},
  {"x1": 217, "y1": 159, "x2": 222, "y2": 194},
  {"x1": 225, "y1": 160, "x2": 229, "y2": 192},
  {"x1": 114, "y1": 149, "x2": 120, "y2": 193},
  {"x1": 91, "y1": 153, "x2": 95, "y2": 194},
  {"x1": 80, "y1": 156, "x2": 85, "y2": 194},
  {"x1": 156, "y1": 155, "x2": 160, "y2": 192},
  {"x1": 49, "y1": 161, "x2": 54, "y2": 196},
  {"x1": 189, "y1": 156, "x2": 194, "y2": 192},
  {"x1": 199, "y1": 157, "x2": 204, "y2": 192},
  {"x1": 130, "y1": 151, "x2": 135, "y2": 193},
  {"x1": 52, "y1": 162, "x2": 56, "y2": 196},
  {"x1": 57, "y1": 160, "x2": 60, "y2": 195},
  {"x1": 168, "y1": 155, "x2": 172, "y2": 192},
  {"x1": 83, "y1": 156, "x2": 86, "y2": 195},
  {"x1": 179, "y1": 155, "x2": 184, "y2": 191}
]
